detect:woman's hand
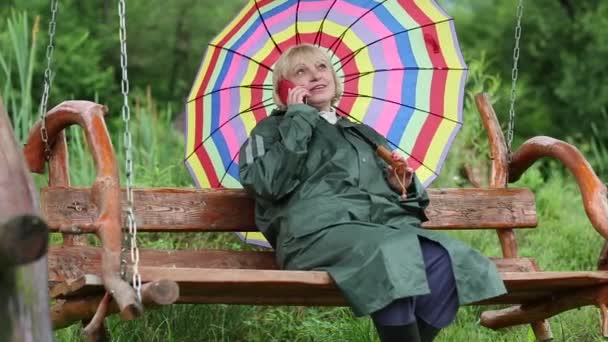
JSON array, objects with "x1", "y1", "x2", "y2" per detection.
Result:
[
  {"x1": 386, "y1": 150, "x2": 414, "y2": 196},
  {"x1": 287, "y1": 86, "x2": 310, "y2": 105}
]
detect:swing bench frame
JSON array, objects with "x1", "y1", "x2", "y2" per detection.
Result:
[{"x1": 20, "y1": 93, "x2": 608, "y2": 341}]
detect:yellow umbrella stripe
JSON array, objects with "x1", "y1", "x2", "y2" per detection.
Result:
[
  {"x1": 434, "y1": 21, "x2": 466, "y2": 68},
  {"x1": 417, "y1": 1, "x2": 451, "y2": 22},
  {"x1": 209, "y1": 0, "x2": 257, "y2": 47},
  {"x1": 220, "y1": 0, "x2": 287, "y2": 54},
  {"x1": 188, "y1": 0, "x2": 259, "y2": 102},
  {"x1": 244, "y1": 231, "x2": 268, "y2": 245},
  {"x1": 186, "y1": 151, "x2": 211, "y2": 188},
  {"x1": 233, "y1": 58, "x2": 273, "y2": 136},
  {"x1": 414, "y1": 163, "x2": 433, "y2": 185},
  {"x1": 421, "y1": 119, "x2": 460, "y2": 174},
  {"x1": 186, "y1": 101, "x2": 198, "y2": 156},
  {"x1": 383, "y1": 1, "x2": 426, "y2": 30},
  {"x1": 188, "y1": 46, "x2": 217, "y2": 102},
  {"x1": 443, "y1": 69, "x2": 466, "y2": 122}
]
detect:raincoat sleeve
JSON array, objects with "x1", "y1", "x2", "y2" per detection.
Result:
[{"x1": 239, "y1": 104, "x2": 320, "y2": 201}]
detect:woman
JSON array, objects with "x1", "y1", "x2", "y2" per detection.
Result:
[{"x1": 239, "y1": 44, "x2": 506, "y2": 342}]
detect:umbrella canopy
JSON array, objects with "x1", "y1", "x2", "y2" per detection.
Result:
[{"x1": 185, "y1": 0, "x2": 467, "y2": 246}]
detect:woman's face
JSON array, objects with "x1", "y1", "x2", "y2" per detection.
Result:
[{"x1": 287, "y1": 55, "x2": 336, "y2": 112}]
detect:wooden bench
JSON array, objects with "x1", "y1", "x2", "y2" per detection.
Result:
[{"x1": 23, "y1": 95, "x2": 608, "y2": 341}]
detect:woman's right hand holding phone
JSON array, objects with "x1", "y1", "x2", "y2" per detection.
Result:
[{"x1": 286, "y1": 86, "x2": 310, "y2": 106}]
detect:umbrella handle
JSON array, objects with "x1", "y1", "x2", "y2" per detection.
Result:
[
  {"x1": 376, "y1": 145, "x2": 408, "y2": 176},
  {"x1": 376, "y1": 145, "x2": 410, "y2": 198}
]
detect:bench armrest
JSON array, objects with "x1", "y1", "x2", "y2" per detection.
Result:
[
  {"x1": 508, "y1": 136, "x2": 608, "y2": 268},
  {"x1": 23, "y1": 100, "x2": 142, "y2": 318}
]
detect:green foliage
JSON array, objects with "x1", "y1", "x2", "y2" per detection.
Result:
[
  {"x1": 109, "y1": 87, "x2": 193, "y2": 188},
  {"x1": 440, "y1": 0, "x2": 608, "y2": 146},
  {"x1": 122, "y1": 0, "x2": 246, "y2": 106},
  {"x1": 1, "y1": 0, "x2": 246, "y2": 115},
  {"x1": 0, "y1": 10, "x2": 38, "y2": 143}
]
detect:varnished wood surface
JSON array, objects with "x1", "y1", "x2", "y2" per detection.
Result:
[
  {"x1": 49, "y1": 264, "x2": 608, "y2": 307},
  {"x1": 49, "y1": 245, "x2": 543, "y2": 302},
  {"x1": 42, "y1": 187, "x2": 538, "y2": 232}
]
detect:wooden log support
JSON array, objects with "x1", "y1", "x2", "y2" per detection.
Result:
[
  {"x1": 0, "y1": 214, "x2": 48, "y2": 268},
  {"x1": 0, "y1": 96, "x2": 53, "y2": 341},
  {"x1": 82, "y1": 292, "x2": 112, "y2": 338},
  {"x1": 82, "y1": 280, "x2": 179, "y2": 338},
  {"x1": 51, "y1": 279, "x2": 179, "y2": 330},
  {"x1": 480, "y1": 284, "x2": 608, "y2": 332},
  {"x1": 23, "y1": 101, "x2": 142, "y2": 319},
  {"x1": 476, "y1": 93, "x2": 553, "y2": 340},
  {"x1": 475, "y1": 93, "x2": 519, "y2": 258}
]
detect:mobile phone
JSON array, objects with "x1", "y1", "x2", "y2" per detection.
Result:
[{"x1": 278, "y1": 79, "x2": 296, "y2": 105}]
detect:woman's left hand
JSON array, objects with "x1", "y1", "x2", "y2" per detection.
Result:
[{"x1": 386, "y1": 150, "x2": 414, "y2": 195}]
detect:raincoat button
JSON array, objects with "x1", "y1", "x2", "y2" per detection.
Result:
[{"x1": 361, "y1": 158, "x2": 367, "y2": 163}]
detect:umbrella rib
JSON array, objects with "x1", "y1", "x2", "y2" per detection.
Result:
[
  {"x1": 313, "y1": 0, "x2": 338, "y2": 46},
  {"x1": 208, "y1": 44, "x2": 274, "y2": 72},
  {"x1": 295, "y1": 0, "x2": 302, "y2": 45},
  {"x1": 341, "y1": 67, "x2": 467, "y2": 84},
  {"x1": 254, "y1": 0, "x2": 282, "y2": 54},
  {"x1": 327, "y1": 0, "x2": 389, "y2": 60},
  {"x1": 341, "y1": 91, "x2": 462, "y2": 125},
  {"x1": 335, "y1": 18, "x2": 453, "y2": 73},
  {"x1": 333, "y1": 106, "x2": 439, "y2": 178},
  {"x1": 218, "y1": 149, "x2": 241, "y2": 187},
  {"x1": 184, "y1": 97, "x2": 275, "y2": 162},
  {"x1": 187, "y1": 84, "x2": 273, "y2": 103}
]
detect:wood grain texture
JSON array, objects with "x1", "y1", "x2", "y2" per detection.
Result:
[
  {"x1": 48, "y1": 264, "x2": 608, "y2": 308},
  {"x1": 475, "y1": 93, "x2": 519, "y2": 259},
  {"x1": 0, "y1": 97, "x2": 53, "y2": 341},
  {"x1": 41, "y1": 187, "x2": 537, "y2": 232},
  {"x1": 48, "y1": 245, "x2": 540, "y2": 301},
  {"x1": 23, "y1": 101, "x2": 141, "y2": 319}
]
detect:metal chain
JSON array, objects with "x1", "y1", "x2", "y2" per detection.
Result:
[
  {"x1": 507, "y1": 0, "x2": 524, "y2": 153},
  {"x1": 117, "y1": 0, "x2": 141, "y2": 302},
  {"x1": 38, "y1": 0, "x2": 59, "y2": 160}
]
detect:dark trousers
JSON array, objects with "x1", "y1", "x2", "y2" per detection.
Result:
[{"x1": 371, "y1": 237, "x2": 459, "y2": 328}]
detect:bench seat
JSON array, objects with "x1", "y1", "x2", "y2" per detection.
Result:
[{"x1": 50, "y1": 245, "x2": 608, "y2": 307}]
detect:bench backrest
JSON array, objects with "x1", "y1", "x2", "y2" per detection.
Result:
[{"x1": 42, "y1": 187, "x2": 537, "y2": 232}]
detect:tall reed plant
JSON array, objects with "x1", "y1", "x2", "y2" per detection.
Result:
[{"x1": 0, "y1": 11, "x2": 39, "y2": 143}]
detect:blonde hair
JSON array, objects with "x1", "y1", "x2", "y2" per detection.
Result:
[{"x1": 272, "y1": 44, "x2": 343, "y2": 109}]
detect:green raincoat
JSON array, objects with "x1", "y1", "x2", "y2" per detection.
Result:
[{"x1": 239, "y1": 104, "x2": 506, "y2": 316}]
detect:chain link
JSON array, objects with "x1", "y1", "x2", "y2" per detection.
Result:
[
  {"x1": 117, "y1": 0, "x2": 142, "y2": 302},
  {"x1": 507, "y1": 0, "x2": 524, "y2": 153},
  {"x1": 38, "y1": 0, "x2": 59, "y2": 160}
]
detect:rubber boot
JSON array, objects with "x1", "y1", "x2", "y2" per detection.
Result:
[
  {"x1": 374, "y1": 322, "x2": 421, "y2": 342},
  {"x1": 417, "y1": 318, "x2": 440, "y2": 342}
]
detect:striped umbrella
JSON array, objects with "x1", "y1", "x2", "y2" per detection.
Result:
[{"x1": 185, "y1": 0, "x2": 467, "y2": 247}]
